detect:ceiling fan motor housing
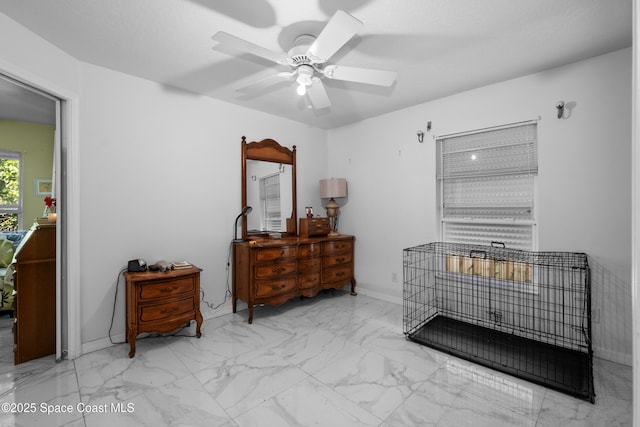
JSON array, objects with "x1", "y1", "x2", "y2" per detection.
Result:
[{"x1": 288, "y1": 34, "x2": 316, "y2": 66}]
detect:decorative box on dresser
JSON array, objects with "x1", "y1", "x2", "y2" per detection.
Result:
[
  {"x1": 233, "y1": 234, "x2": 356, "y2": 324},
  {"x1": 124, "y1": 266, "x2": 203, "y2": 357}
]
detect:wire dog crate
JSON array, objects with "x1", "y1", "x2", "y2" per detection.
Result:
[{"x1": 403, "y1": 242, "x2": 594, "y2": 402}]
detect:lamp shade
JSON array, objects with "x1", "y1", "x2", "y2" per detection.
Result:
[{"x1": 320, "y1": 178, "x2": 347, "y2": 199}]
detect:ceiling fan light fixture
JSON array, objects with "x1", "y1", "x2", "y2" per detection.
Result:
[{"x1": 295, "y1": 64, "x2": 314, "y2": 96}]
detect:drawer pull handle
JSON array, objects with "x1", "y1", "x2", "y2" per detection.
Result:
[
  {"x1": 160, "y1": 306, "x2": 180, "y2": 314},
  {"x1": 272, "y1": 267, "x2": 286, "y2": 273},
  {"x1": 271, "y1": 284, "x2": 287, "y2": 291},
  {"x1": 335, "y1": 257, "x2": 345, "y2": 263},
  {"x1": 336, "y1": 272, "x2": 345, "y2": 277},
  {"x1": 160, "y1": 285, "x2": 179, "y2": 293}
]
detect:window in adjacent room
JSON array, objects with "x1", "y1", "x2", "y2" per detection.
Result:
[
  {"x1": 437, "y1": 122, "x2": 538, "y2": 251},
  {"x1": 0, "y1": 150, "x2": 22, "y2": 231},
  {"x1": 260, "y1": 173, "x2": 281, "y2": 231}
]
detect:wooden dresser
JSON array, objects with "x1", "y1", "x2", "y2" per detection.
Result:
[
  {"x1": 233, "y1": 234, "x2": 356, "y2": 323},
  {"x1": 124, "y1": 266, "x2": 202, "y2": 357},
  {"x1": 13, "y1": 223, "x2": 56, "y2": 364}
]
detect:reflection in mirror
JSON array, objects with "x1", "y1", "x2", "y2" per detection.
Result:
[
  {"x1": 245, "y1": 160, "x2": 292, "y2": 233},
  {"x1": 241, "y1": 137, "x2": 297, "y2": 239}
]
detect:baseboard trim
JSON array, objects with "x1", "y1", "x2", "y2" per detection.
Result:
[{"x1": 356, "y1": 287, "x2": 402, "y2": 305}]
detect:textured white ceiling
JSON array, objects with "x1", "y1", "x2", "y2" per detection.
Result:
[{"x1": 0, "y1": 0, "x2": 632, "y2": 129}]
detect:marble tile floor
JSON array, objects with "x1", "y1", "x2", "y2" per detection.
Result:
[{"x1": 0, "y1": 291, "x2": 632, "y2": 426}]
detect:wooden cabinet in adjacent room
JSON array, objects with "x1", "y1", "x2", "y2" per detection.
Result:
[
  {"x1": 13, "y1": 223, "x2": 56, "y2": 365},
  {"x1": 233, "y1": 234, "x2": 356, "y2": 324}
]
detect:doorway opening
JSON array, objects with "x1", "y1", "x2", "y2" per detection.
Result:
[{"x1": 0, "y1": 72, "x2": 64, "y2": 363}]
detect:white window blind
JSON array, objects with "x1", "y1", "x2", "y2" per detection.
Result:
[
  {"x1": 260, "y1": 173, "x2": 281, "y2": 231},
  {"x1": 437, "y1": 122, "x2": 538, "y2": 250}
]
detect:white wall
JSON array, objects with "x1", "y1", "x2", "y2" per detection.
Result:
[
  {"x1": 1, "y1": 10, "x2": 330, "y2": 352},
  {"x1": 0, "y1": 13, "x2": 80, "y2": 94},
  {"x1": 78, "y1": 63, "x2": 327, "y2": 346},
  {"x1": 327, "y1": 48, "x2": 632, "y2": 364}
]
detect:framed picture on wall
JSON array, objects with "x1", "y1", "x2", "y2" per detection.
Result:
[{"x1": 35, "y1": 179, "x2": 52, "y2": 196}]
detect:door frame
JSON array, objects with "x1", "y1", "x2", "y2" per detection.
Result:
[{"x1": 0, "y1": 60, "x2": 81, "y2": 360}]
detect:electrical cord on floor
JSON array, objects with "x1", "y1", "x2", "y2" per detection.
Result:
[
  {"x1": 110, "y1": 233, "x2": 236, "y2": 345},
  {"x1": 108, "y1": 267, "x2": 128, "y2": 345},
  {"x1": 200, "y1": 240, "x2": 233, "y2": 311}
]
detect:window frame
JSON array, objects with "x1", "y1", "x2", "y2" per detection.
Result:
[{"x1": 437, "y1": 121, "x2": 539, "y2": 252}]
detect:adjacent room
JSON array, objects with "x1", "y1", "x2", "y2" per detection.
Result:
[{"x1": 0, "y1": 1, "x2": 636, "y2": 426}]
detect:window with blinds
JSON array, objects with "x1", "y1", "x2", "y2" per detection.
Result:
[
  {"x1": 437, "y1": 122, "x2": 538, "y2": 250},
  {"x1": 260, "y1": 173, "x2": 281, "y2": 231}
]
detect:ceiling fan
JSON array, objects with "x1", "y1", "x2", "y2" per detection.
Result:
[{"x1": 212, "y1": 10, "x2": 397, "y2": 109}]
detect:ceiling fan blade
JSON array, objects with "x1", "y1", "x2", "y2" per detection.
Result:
[
  {"x1": 322, "y1": 65, "x2": 397, "y2": 87},
  {"x1": 212, "y1": 31, "x2": 286, "y2": 64},
  {"x1": 308, "y1": 10, "x2": 363, "y2": 64},
  {"x1": 236, "y1": 72, "x2": 296, "y2": 93},
  {"x1": 307, "y1": 77, "x2": 331, "y2": 109}
]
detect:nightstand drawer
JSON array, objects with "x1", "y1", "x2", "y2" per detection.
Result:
[
  {"x1": 139, "y1": 297, "x2": 195, "y2": 323},
  {"x1": 139, "y1": 276, "x2": 195, "y2": 300}
]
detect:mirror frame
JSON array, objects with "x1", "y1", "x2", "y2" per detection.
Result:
[{"x1": 241, "y1": 136, "x2": 297, "y2": 239}]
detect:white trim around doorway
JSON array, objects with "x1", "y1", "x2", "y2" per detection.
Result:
[{"x1": 0, "y1": 58, "x2": 82, "y2": 361}]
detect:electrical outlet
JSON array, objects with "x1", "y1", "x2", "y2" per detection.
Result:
[
  {"x1": 592, "y1": 308, "x2": 600, "y2": 324},
  {"x1": 391, "y1": 272, "x2": 398, "y2": 283}
]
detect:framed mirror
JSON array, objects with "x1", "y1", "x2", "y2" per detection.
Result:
[{"x1": 241, "y1": 136, "x2": 297, "y2": 239}]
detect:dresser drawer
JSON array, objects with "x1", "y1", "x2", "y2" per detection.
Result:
[
  {"x1": 139, "y1": 297, "x2": 195, "y2": 323},
  {"x1": 323, "y1": 266, "x2": 353, "y2": 283},
  {"x1": 298, "y1": 243, "x2": 321, "y2": 258},
  {"x1": 323, "y1": 252, "x2": 353, "y2": 268},
  {"x1": 139, "y1": 276, "x2": 195, "y2": 300},
  {"x1": 255, "y1": 246, "x2": 297, "y2": 261},
  {"x1": 298, "y1": 257, "x2": 321, "y2": 273},
  {"x1": 254, "y1": 261, "x2": 297, "y2": 279},
  {"x1": 255, "y1": 277, "x2": 297, "y2": 298},
  {"x1": 323, "y1": 240, "x2": 353, "y2": 254},
  {"x1": 299, "y1": 272, "x2": 320, "y2": 289}
]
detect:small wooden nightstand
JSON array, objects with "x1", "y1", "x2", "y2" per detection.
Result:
[{"x1": 124, "y1": 266, "x2": 202, "y2": 357}]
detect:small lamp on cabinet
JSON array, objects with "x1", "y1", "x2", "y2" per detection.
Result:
[{"x1": 319, "y1": 178, "x2": 347, "y2": 234}]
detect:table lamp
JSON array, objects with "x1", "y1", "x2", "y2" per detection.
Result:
[{"x1": 319, "y1": 178, "x2": 347, "y2": 234}]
